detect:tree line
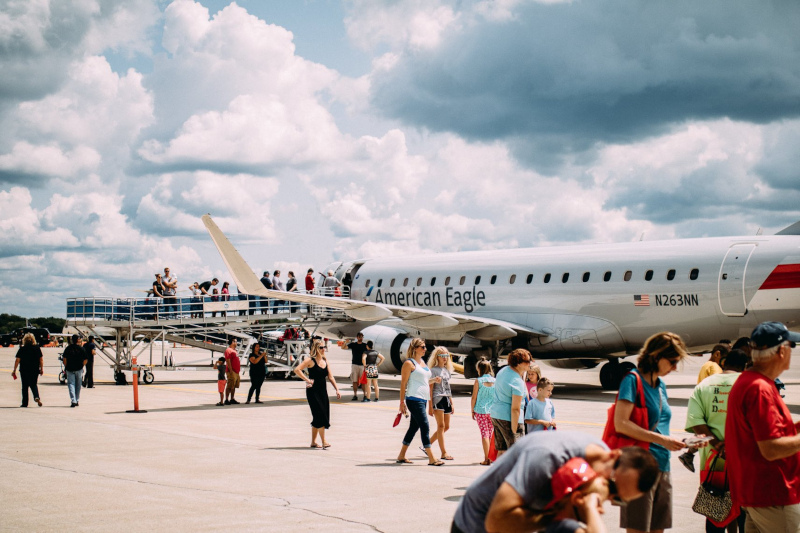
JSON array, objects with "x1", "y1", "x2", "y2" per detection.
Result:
[{"x1": 0, "y1": 313, "x2": 66, "y2": 333}]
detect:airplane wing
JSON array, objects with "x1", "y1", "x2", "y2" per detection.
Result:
[{"x1": 202, "y1": 215, "x2": 540, "y2": 341}]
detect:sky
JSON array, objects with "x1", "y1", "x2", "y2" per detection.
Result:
[{"x1": 1, "y1": 0, "x2": 800, "y2": 318}]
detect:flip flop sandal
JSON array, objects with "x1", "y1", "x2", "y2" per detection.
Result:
[
  {"x1": 480, "y1": 460, "x2": 491, "y2": 466},
  {"x1": 215, "y1": 402, "x2": 224, "y2": 406},
  {"x1": 428, "y1": 461, "x2": 445, "y2": 466},
  {"x1": 322, "y1": 443, "x2": 331, "y2": 449},
  {"x1": 441, "y1": 455, "x2": 454, "y2": 460},
  {"x1": 395, "y1": 458, "x2": 412, "y2": 464},
  {"x1": 310, "y1": 444, "x2": 322, "y2": 448}
]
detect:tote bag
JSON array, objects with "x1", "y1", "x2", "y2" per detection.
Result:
[{"x1": 602, "y1": 371, "x2": 650, "y2": 449}]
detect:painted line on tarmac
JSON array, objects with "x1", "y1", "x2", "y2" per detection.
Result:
[{"x1": 4, "y1": 369, "x2": 687, "y2": 434}]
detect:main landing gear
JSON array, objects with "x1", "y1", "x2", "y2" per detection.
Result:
[{"x1": 599, "y1": 359, "x2": 636, "y2": 390}]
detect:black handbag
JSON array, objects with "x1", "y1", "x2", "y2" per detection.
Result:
[{"x1": 691, "y1": 453, "x2": 733, "y2": 523}]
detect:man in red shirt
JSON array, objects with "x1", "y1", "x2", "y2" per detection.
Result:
[
  {"x1": 304, "y1": 268, "x2": 316, "y2": 313},
  {"x1": 726, "y1": 321, "x2": 800, "y2": 532},
  {"x1": 224, "y1": 338, "x2": 241, "y2": 405},
  {"x1": 305, "y1": 268, "x2": 315, "y2": 292}
]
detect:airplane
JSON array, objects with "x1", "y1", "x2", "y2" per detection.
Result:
[{"x1": 202, "y1": 215, "x2": 800, "y2": 389}]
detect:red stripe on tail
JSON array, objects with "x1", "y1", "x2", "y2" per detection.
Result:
[{"x1": 759, "y1": 264, "x2": 800, "y2": 290}]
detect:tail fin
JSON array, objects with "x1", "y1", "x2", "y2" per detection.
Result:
[
  {"x1": 776, "y1": 221, "x2": 800, "y2": 235},
  {"x1": 201, "y1": 215, "x2": 264, "y2": 294}
]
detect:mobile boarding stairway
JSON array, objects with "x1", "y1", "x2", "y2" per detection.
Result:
[{"x1": 65, "y1": 290, "x2": 350, "y2": 384}]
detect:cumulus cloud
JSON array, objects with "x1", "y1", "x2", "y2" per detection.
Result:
[
  {"x1": 138, "y1": 0, "x2": 355, "y2": 174},
  {"x1": 0, "y1": 0, "x2": 159, "y2": 100},
  {"x1": 368, "y1": 0, "x2": 800, "y2": 170},
  {"x1": 0, "y1": 142, "x2": 100, "y2": 183},
  {"x1": 0, "y1": 54, "x2": 153, "y2": 184},
  {"x1": 345, "y1": 0, "x2": 460, "y2": 51},
  {"x1": 0, "y1": 187, "x2": 79, "y2": 256},
  {"x1": 134, "y1": 171, "x2": 280, "y2": 241}
]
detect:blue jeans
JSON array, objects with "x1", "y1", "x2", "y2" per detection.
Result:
[
  {"x1": 66, "y1": 369, "x2": 83, "y2": 404},
  {"x1": 402, "y1": 397, "x2": 431, "y2": 448}
]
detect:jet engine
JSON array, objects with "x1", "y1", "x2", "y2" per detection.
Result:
[{"x1": 359, "y1": 325, "x2": 412, "y2": 374}]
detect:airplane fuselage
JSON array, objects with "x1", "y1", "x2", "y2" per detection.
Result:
[{"x1": 338, "y1": 235, "x2": 800, "y2": 359}]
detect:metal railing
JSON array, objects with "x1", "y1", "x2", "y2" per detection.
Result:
[{"x1": 67, "y1": 287, "x2": 351, "y2": 324}]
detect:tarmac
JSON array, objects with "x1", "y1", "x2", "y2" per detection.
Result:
[{"x1": 2, "y1": 344, "x2": 799, "y2": 532}]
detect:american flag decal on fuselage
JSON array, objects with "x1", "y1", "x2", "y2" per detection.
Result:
[{"x1": 634, "y1": 294, "x2": 650, "y2": 306}]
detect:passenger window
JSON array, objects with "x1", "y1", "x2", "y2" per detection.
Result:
[
  {"x1": 444, "y1": 276, "x2": 450, "y2": 286},
  {"x1": 459, "y1": 276, "x2": 466, "y2": 285},
  {"x1": 430, "y1": 277, "x2": 436, "y2": 286},
  {"x1": 526, "y1": 274, "x2": 533, "y2": 284},
  {"x1": 666, "y1": 269, "x2": 675, "y2": 281},
  {"x1": 416, "y1": 277, "x2": 422, "y2": 287},
  {"x1": 603, "y1": 271, "x2": 611, "y2": 282},
  {"x1": 475, "y1": 275, "x2": 482, "y2": 285},
  {"x1": 377, "y1": 279, "x2": 383, "y2": 287},
  {"x1": 624, "y1": 271, "x2": 632, "y2": 282},
  {"x1": 403, "y1": 278, "x2": 409, "y2": 287},
  {"x1": 390, "y1": 279, "x2": 395, "y2": 287},
  {"x1": 490, "y1": 275, "x2": 497, "y2": 285},
  {"x1": 544, "y1": 273, "x2": 551, "y2": 284},
  {"x1": 509, "y1": 274, "x2": 516, "y2": 284},
  {"x1": 562, "y1": 273, "x2": 569, "y2": 283},
  {"x1": 645, "y1": 270, "x2": 653, "y2": 281},
  {"x1": 582, "y1": 272, "x2": 590, "y2": 282},
  {"x1": 690, "y1": 268, "x2": 699, "y2": 280},
  {"x1": 365, "y1": 279, "x2": 370, "y2": 287}
]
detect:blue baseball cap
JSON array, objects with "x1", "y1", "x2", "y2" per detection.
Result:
[{"x1": 750, "y1": 322, "x2": 800, "y2": 349}]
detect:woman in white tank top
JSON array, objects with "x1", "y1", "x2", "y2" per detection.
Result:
[{"x1": 396, "y1": 338, "x2": 444, "y2": 466}]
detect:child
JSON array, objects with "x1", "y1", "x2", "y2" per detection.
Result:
[
  {"x1": 525, "y1": 377, "x2": 556, "y2": 433},
  {"x1": 537, "y1": 457, "x2": 609, "y2": 533},
  {"x1": 470, "y1": 358, "x2": 495, "y2": 465},
  {"x1": 526, "y1": 364, "x2": 542, "y2": 401},
  {"x1": 214, "y1": 356, "x2": 226, "y2": 406},
  {"x1": 429, "y1": 347, "x2": 455, "y2": 460}
]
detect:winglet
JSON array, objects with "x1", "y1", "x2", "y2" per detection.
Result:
[{"x1": 202, "y1": 214, "x2": 263, "y2": 294}]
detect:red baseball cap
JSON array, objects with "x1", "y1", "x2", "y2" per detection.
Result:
[{"x1": 545, "y1": 458, "x2": 598, "y2": 509}]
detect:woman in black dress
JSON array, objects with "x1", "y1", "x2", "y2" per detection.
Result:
[
  {"x1": 246, "y1": 343, "x2": 267, "y2": 404},
  {"x1": 11, "y1": 333, "x2": 44, "y2": 407},
  {"x1": 293, "y1": 338, "x2": 341, "y2": 448}
]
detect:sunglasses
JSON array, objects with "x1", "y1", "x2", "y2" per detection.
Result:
[{"x1": 437, "y1": 353, "x2": 449, "y2": 357}]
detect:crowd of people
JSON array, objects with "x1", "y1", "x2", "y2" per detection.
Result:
[
  {"x1": 144, "y1": 266, "x2": 344, "y2": 319},
  {"x1": 10, "y1": 320, "x2": 800, "y2": 533}
]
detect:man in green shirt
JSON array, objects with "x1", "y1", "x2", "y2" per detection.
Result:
[{"x1": 685, "y1": 348, "x2": 748, "y2": 532}]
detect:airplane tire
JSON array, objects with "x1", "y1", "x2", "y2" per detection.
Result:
[
  {"x1": 599, "y1": 363, "x2": 615, "y2": 390},
  {"x1": 600, "y1": 362, "x2": 627, "y2": 390},
  {"x1": 143, "y1": 371, "x2": 154, "y2": 384}
]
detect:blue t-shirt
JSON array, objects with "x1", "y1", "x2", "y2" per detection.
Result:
[
  {"x1": 525, "y1": 397, "x2": 555, "y2": 433},
  {"x1": 474, "y1": 375, "x2": 496, "y2": 414},
  {"x1": 490, "y1": 366, "x2": 526, "y2": 423},
  {"x1": 618, "y1": 370, "x2": 671, "y2": 472}
]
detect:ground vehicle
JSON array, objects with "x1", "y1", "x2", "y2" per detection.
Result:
[{"x1": 0, "y1": 327, "x2": 51, "y2": 347}]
